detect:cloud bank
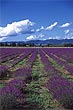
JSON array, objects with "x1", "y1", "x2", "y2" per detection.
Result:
[
  {"x1": 36, "y1": 26, "x2": 44, "y2": 32},
  {"x1": 0, "y1": 19, "x2": 34, "y2": 37},
  {"x1": 0, "y1": 20, "x2": 73, "y2": 41},
  {"x1": 26, "y1": 33, "x2": 45, "y2": 40},
  {"x1": 60, "y1": 23, "x2": 70, "y2": 28},
  {"x1": 45, "y1": 22, "x2": 58, "y2": 30},
  {"x1": 36, "y1": 22, "x2": 58, "y2": 32},
  {"x1": 26, "y1": 35, "x2": 36, "y2": 40}
]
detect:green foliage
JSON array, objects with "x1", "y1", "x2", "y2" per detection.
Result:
[
  {"x1": 25, "y1": 54, "x2": 60, "y2": 110},
  {"x1": 0, "y1": 83, "x2": 5, "y2": 88}
]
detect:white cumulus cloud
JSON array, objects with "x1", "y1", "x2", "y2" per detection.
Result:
[
  {"x1": 45, "y1": 22, "x2": 58, "y2": 30},
  {"x1": 36, "y1": 26, "x2": 44, "y2": 32},
  {"x1": 60, "y1": 23, "x2": 70, "y2": 28},
  {"x1": 48, "y1": 36, "x2": 61, "y2": 39},
  {"x1": 0, "y1": 19, "x2": 35, "y2": 37},
  {"x1": 64, "y1": 29, "x2": 70, "y2": 34},
  {"x1": 40, "y1": 26, "x2": 44, "y2": 30},
  {"x1": 0, "y1": 37, "x2": 7, "y2": 41},
  {"x1": 26, "y1": 33, "x2": 45, "y2": 40},
  {"x1": 26, "y1": 35, "x2": 36, "y2": 40},
  {"x1": 36, "y1": 28, "x2": 40, "y2": 32}
]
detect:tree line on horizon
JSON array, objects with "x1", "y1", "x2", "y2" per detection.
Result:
[{"x1": 0, "y1": 42, "x2": 73, "y2": 47}]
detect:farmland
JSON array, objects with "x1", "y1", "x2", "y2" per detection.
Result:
[{"x1": 0, "y1": 47, "x2": 73, "y2": 110}]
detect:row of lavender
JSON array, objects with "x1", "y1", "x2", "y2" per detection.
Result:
[
  {"x1": 0, "y1": 47, "x2": 73, "y2": 109},
  {"x1": 13, "y1": 48, "x2": 38, "y2": 79},
  {"x1": 42, "y1": 48, "x2": 73, "y2": 75},
  {"x1": 0, "y1": 48, "x2": 33, "y2": 64},
  {"x1": 0, "y1": 48, "x2": 38, "y2": 110},
  {"x1": 39, "y1": 48, "x2": 73, "y2": 109},
  {"x1": 46, "y1": 48, "x2": 73, "y2": 63},
  {"x1": 0, "y1": 48, "x2": 38, "y2": 79}
]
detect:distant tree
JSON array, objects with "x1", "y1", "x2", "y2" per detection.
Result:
[
  {"x1": 71, "y1": 44, "x2": 73, "y2": 47},
  {"x1": 11, "y1": 42, "x2": 16, "y2": 46},
  {"x1": 29, "y1": 43, "x2": 34, "y2": 47},
  {"x1": 64, "y1": 43, "x2": 73, "y2": 47},
  {"x1": 16, "y1": 42, "x2": 26, "y2": 47},
  {"x1": 39, "y1": 43, "x2": 42, "y2": 47},
  {"x1": 0, "y1": 42, "x2": 4, "y2": 46},
  {"x1": 4, "y1": 42, "x2": 9, "y2": 46}
]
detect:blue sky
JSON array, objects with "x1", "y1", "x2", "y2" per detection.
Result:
[{"x1": 0, "y1": 0, "x2": 73, "y2": 41}]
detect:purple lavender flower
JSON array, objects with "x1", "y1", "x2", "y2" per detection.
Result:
[
  {"x1": 46, "y1": 75, "x2": 73, "y2": 109},
  {"x1": 0, "y1": 78, "x2": 26, "y2": 109},
  {"x1": 65, "y1": 65, "x2": 73, "y2": 74},
  {"x1": 0, "y1": 65, "x2": 11, "y2": 79}
]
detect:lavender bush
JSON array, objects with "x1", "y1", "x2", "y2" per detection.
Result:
[
  {"x1": 46, "y1": 75, "x2": 73, "y2": 109},
  {"x1": 0, "y1": 65, "x2": 11, "y2": 80},
  {"x1": 0, "y1": 93, "x2": 18, "y2": 110},
  {"x1": 0, "y1": 79, "x2": 26, "y2": 110},
  {"x1": 65, "y1": 65, "x2": 73, "y2": 74}
]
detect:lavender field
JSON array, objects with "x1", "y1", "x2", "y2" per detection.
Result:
[{"x1": 0, "y1": 47, "x2": 73, "y2": 110}]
